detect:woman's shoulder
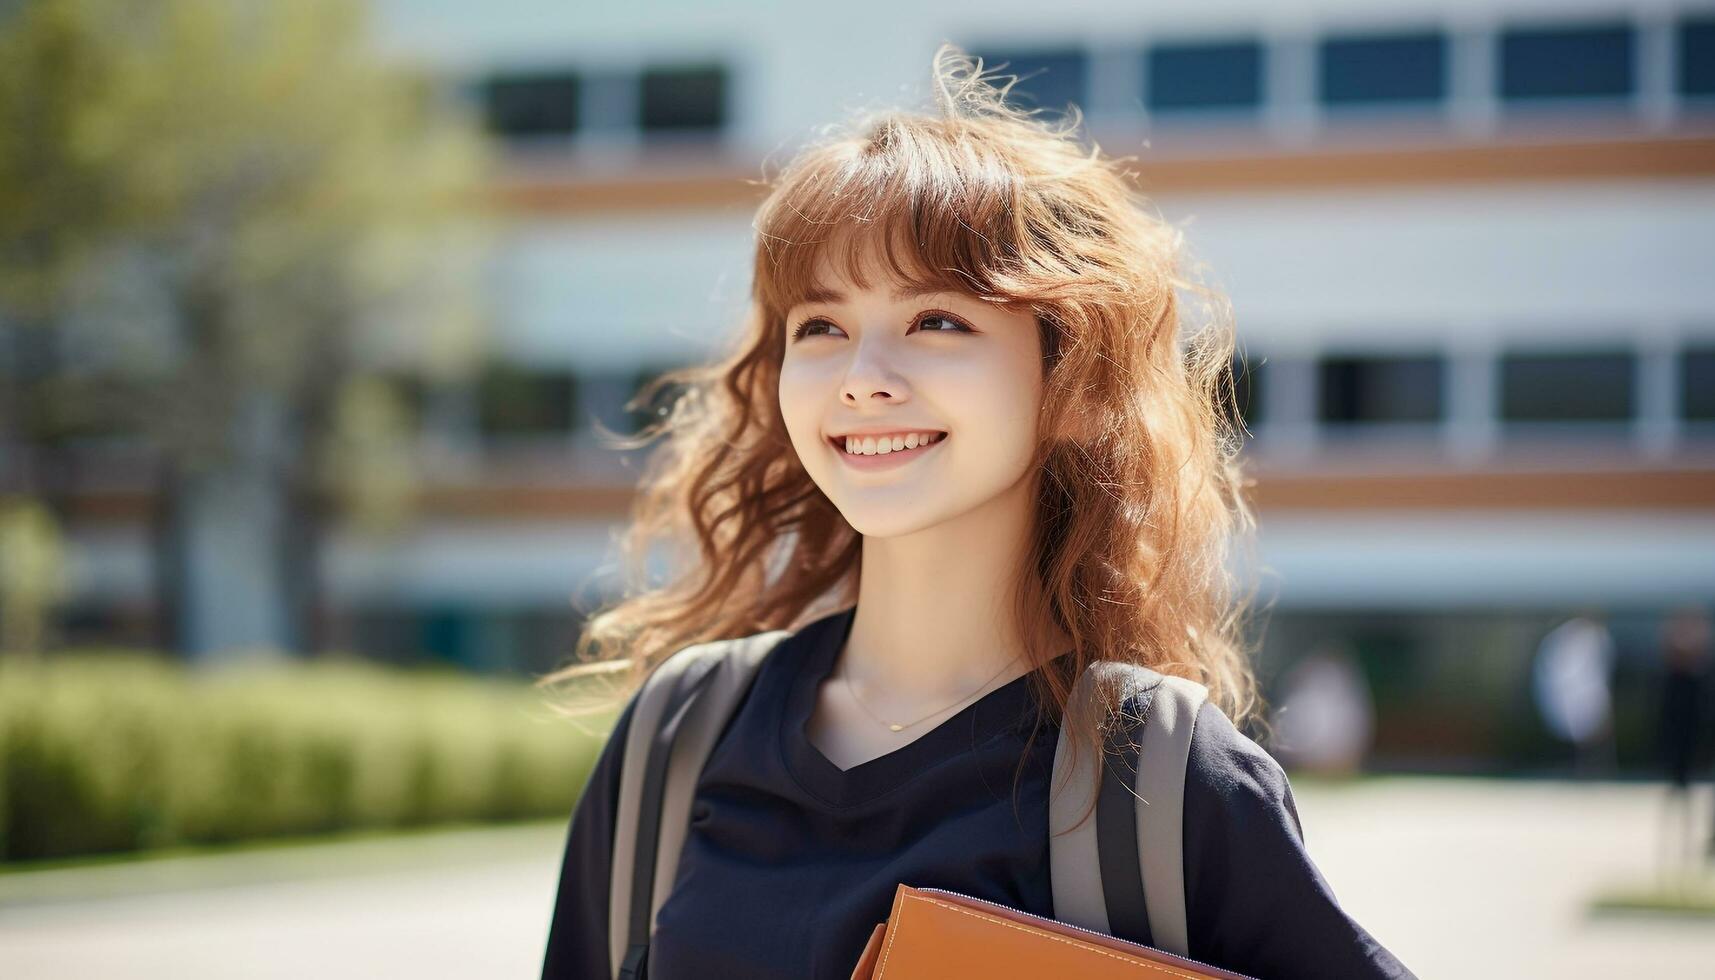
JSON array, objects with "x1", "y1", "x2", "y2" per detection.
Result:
[
  {"x1": 1109, "y1": 678, "x2": 1293, "y2": 820},
  {"x1": 1147, "y1": 692, "x2": 1418, "y2": 978},
  {"x1": 1181, "y1": 696, "x2": 1298, "y2": 829}
]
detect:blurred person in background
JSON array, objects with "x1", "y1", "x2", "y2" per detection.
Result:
[
  {"x1": 1531, "y1": 612, "x2": 1617, "y2": 778},
  {"x1": 1656, "y1": 603, "x2": 1715, "y2": 872},
  {"x1": 1269, "y1": 643, "x2": 1376, "y2": 777}
]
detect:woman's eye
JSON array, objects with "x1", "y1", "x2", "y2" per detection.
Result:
[
  {"x1": 790, "y1": 312, "x2": 972, "y2": 341},
  {"x1": 915, "y1": 313, "x2": 973, "y2": 334},
  {"x1": 790, "y1": 319, "x2": 844, "y2": 341}
]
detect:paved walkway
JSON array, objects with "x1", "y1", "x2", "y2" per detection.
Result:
[
  {"x1": 1289, "y1": 776, "x2": 1715, "y2": 978},
  {"x1": 0, "y1": 822, "x2": 567, "y2": 979},
  {"x1": 0, "y1": 778, "x2": 1710, "y2": 978}
]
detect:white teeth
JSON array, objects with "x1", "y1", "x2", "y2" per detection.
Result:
[{"x1": 839, "y1": 432, "x2": 943, "y2": 456}]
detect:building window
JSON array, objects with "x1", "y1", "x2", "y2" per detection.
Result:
[
  {"x1": 570, "y1": 371, "x2": 642, "y2": 440},
  {"x1": 1147, "y1": 39, "x2": 1264, "y2": 113},
  {"x1": 1228, "y1": 353, "x2": 1265, "y2": 430},
  {"x1": 1683, "y1": 346, "x2": 1715, "y2": 420},
  {"x1": 480, "y1": 71, "x2": 580, "y2": 137},
  {"x1": 628, "y1": 366, "x2": 691, "y2": 433},
  {"x1": 28, "y1": 369, "x2": 148, "y2": 448},
  {"x1": 1318, "y1": 355, "x2": 1444, "y2": 424},
  {"x1": 1499, "y1": 23, "x2": 1634, "y2": 102},
  {"x1": 477, "y1": 363, "x2": 578, "y2": 438},
  {"x1": 1498, "y1": 350, "x2": 1634, "y2": 422},
  {"x1": 567, "y1": 367, "x2": 691, "y2": 439},
  {"x1": 1319, "y1": 31, "x2": 1448, "y2": 106},
  {"x1": 1680, "y1": 16, "x2": 1715, "y2": 97},
  {"x1": 640, "y1": 64, "x2": 727, "y2": 134},
  {"x1": 973, "y1": 48, "x2": 1089, "y2": 117}
]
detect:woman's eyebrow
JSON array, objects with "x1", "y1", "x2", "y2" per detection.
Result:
[{"x1": 798, "y1": 284, "x2": 954, "y2": 305}]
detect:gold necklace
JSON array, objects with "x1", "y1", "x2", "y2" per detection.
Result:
[{"x1": 839, "y1": 653, "x2": 1024, "y2": 732}]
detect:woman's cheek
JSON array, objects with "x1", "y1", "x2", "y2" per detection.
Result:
[
  {"x1": 948, "y1": 361, "x2": 1040, "y2": 449},
  {"x1": 777, "y1": 369, "x2": 821, "y2": 459}
]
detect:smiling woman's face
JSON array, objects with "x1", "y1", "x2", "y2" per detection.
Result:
[{"x1": 778, "y1": 243, "x2": 1046, "y2": 538}]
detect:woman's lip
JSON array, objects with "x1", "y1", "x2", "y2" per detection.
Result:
[{"x1": 828, "y1": 433, "x2": 947, "y2": 470}]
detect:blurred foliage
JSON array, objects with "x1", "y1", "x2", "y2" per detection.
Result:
[
  {"x1": 0, "y1": 495, "x2": 68, "y2": 654},
  {"x1": 319, "y1": 375, "x2": 420, "y2": 536},
  {"x1": 0, "y1": 652, "x2": 620, "y2": 862},
  {"x1": 0, "y1": 0, "x2": 492, "y2": 501},
  {"x1": 1591, "y1": 871, "x2": 1715, "y2": 918}
]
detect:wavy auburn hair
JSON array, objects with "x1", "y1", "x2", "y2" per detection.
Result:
[{"x1": 538, "y1": 43, "x2": 1267, "y2": 827}]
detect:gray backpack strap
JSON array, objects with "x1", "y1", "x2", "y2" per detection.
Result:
[
  {"x1": 1134, "y1": 673, "x2": 1209, "y2": 956},
  {"x1": 608, "y1": 629, "x2": 790, "y2": 980},
  {"x1": 1048, "y1": 662, "x2": 1117, "y2": 934},
  {"x1": 1049, "y1": 661, "x2": 1210, "y2": 958}
]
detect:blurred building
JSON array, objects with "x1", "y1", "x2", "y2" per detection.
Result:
[{"x1": 38, "y1": 0, "x2": 1715, "y2": 770}]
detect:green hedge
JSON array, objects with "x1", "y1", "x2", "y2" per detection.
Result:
[{"x1": 0, "y1": 651, "x2": 618, "y2": 863}]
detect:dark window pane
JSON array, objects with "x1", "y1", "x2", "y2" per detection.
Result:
[
  {"x1": 481, "y1": 72, "x2": 579, "y2": 136},
  {"x1": 1319, "y1": 355, "x2": 1444, "y2": 424},
  {"x1": 1680, "y1": 17, "x2": 1715, "y2": 96},
  {"x1": 1320, "y1": 32, "x2": 1447, "y2": 105},
  {"x1": 30, "y1": 371, "x2": 148, "y2": 447},
  {"x1": 1500, "y1": 23, "x2": 1634, "y2": 101},
  {"x1": 640, "y1": 64, "x2": 727, "y2": 133},
  {"x1": 1148, "y1": 40, "x2": 1264, "y2": 112},
  {"x1": 419, "y1": 605, "x2": 479, "y2": 668},
  {"x1": 1499, "y1": 351, "x2": 1634, "y2": 422},
  {"x1": 478, "y1": 364, "x2": 578, "y2": 436},
  {"x1": 974, "y1": 49, "x2": 1088, "y2": 117},
  {"x1": 573, "y1": 371, "x2": 642, "y2": 438},
  {"x1": 1228, "y1": 353, "x2": 1265, "y2": 429},
  {"x1": 628, "y1": 366, "x2": 690, "y2": 433},
  {"x1": 1683, "y1": 347, "x2": 1715, "y2": 420}
]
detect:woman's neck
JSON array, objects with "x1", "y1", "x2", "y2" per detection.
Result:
[{"x1": 838, "y1": 470, "x2": 1070, "y2": 716}]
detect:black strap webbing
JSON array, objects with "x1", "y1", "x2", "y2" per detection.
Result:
[{"x1": 1096, "y1": 683, "x2": 1156, "y2": 948}]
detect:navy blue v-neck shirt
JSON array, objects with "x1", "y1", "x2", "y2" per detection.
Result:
[{"x1": 541, "y1": 606, "x2": 1414, "y2": 979}]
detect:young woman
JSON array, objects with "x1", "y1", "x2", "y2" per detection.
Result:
[{"x1": 539, "y1": 45, "x2": 1414, "y2": 980}]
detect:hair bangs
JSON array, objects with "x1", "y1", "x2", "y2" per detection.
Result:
[{"x1": 753, "y1": 130, "x2": 1028, "y2": 318}]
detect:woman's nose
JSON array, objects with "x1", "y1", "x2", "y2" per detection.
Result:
[{"x1": 839, "y1": 356, "x2": 909, "y2": 404}]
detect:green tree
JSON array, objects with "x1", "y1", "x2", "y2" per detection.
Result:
[{"x1": 0, "y1": 0, "x2": 494, "y2": 657}]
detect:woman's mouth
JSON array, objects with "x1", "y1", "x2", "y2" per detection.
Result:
[{"x1": 827, "y1": 431, "x2": 947, "y2": 471}]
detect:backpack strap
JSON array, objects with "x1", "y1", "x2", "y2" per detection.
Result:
[
  {"x1": 608, "y1": 629, "x2": 790, "y2": 980},
  {"x1": 1132, "y1": 672, "x2": 1210, "y2": 956},
  {"x1": 1049, "y1": 660, "x2": 1210, "y2": 958}
]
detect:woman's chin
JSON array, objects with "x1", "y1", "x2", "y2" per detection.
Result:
[{"x1": 837, "y1": 505, "x2": 949, "y2": 540}]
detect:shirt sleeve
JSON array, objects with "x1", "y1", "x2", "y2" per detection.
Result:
[
  {"x1": 1181, "y1": 700, "x2": 1417, "y2": 980},
  {"x1": 540, "y1": 692, "x2": 638, "y2": 980}
]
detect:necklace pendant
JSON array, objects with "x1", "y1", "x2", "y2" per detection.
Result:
[{"x1": 889, "y1": 723, "x2": 903, "y2": 732}]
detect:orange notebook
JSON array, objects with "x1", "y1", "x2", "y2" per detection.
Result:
[{"x1": 850, "y1": 883, "x2": 1256, "y2": 979}]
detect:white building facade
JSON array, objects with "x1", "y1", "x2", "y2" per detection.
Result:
[{"x1": 55, "y1": 0, "x2": 1715, "y2": 768}]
